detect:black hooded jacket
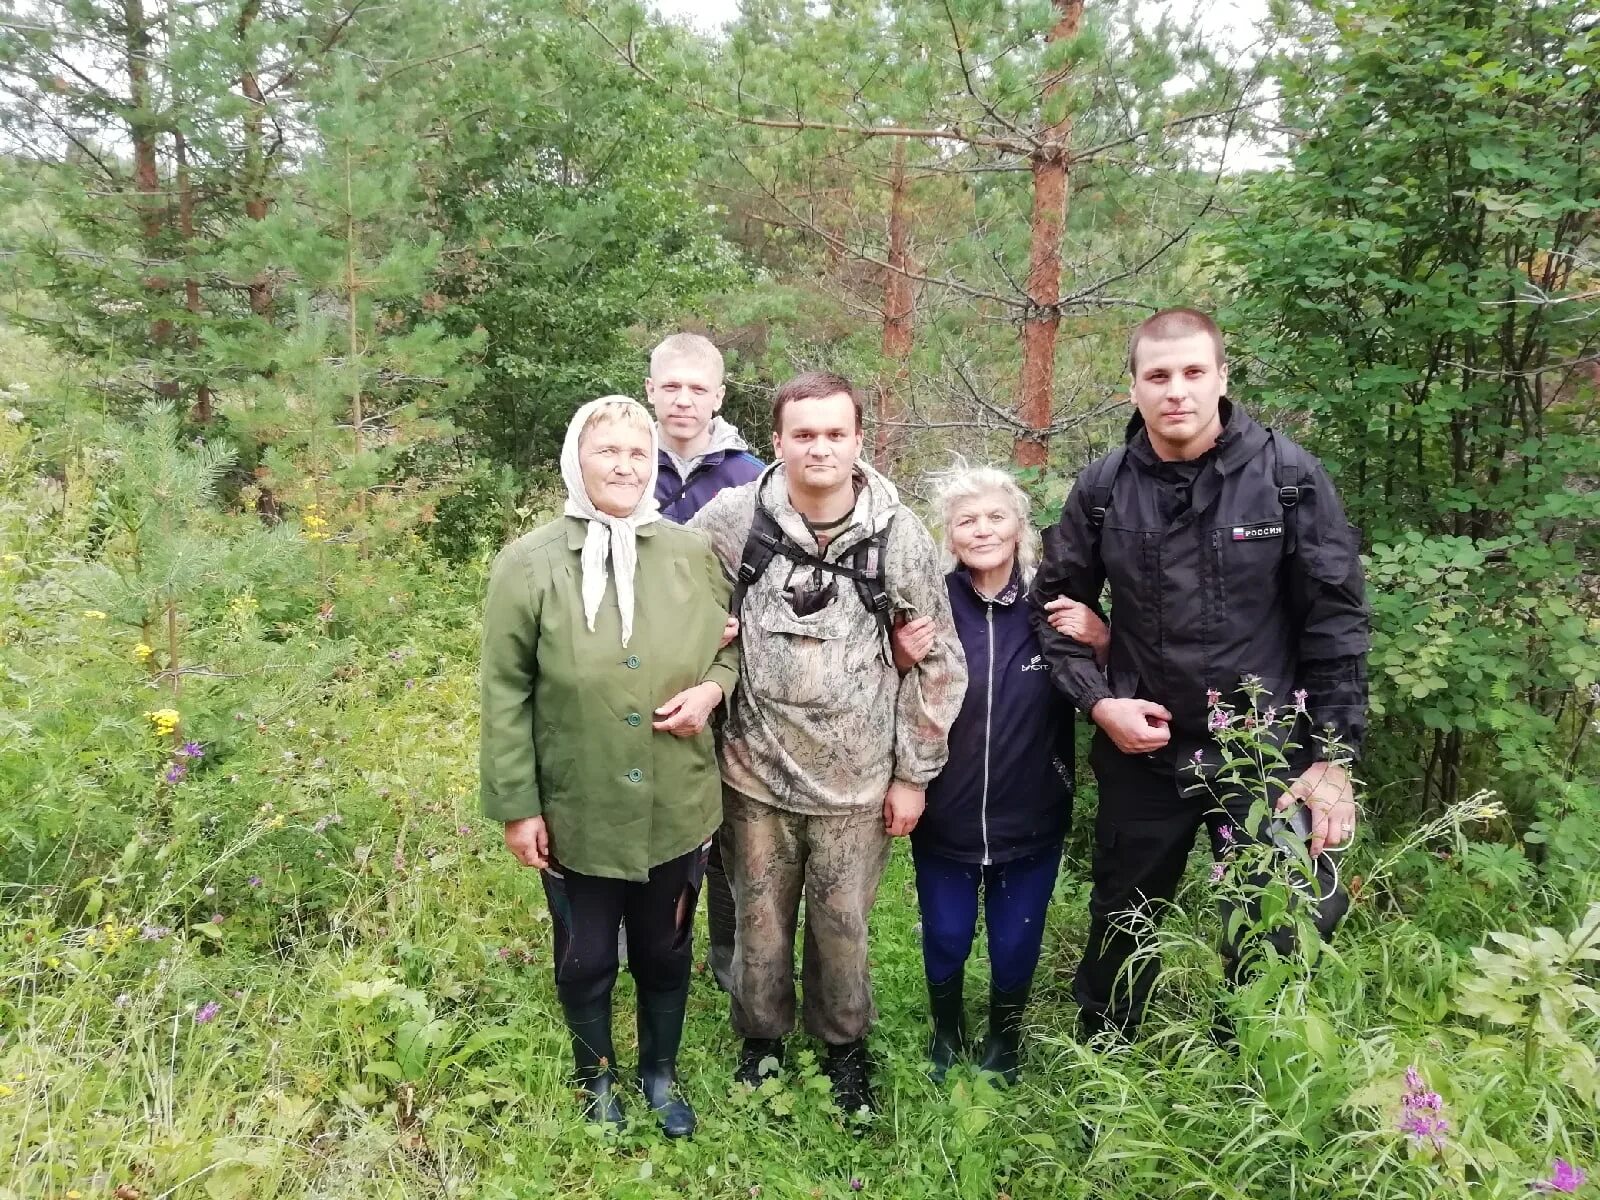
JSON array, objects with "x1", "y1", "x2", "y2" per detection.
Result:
[{"x1": 1029, "y1": 401, "x2": 1370, "y2": 767}]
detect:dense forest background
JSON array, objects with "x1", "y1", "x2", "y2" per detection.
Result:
[{"x1": 0, "y1": 0, "x2": 1596, "y2": 1197}]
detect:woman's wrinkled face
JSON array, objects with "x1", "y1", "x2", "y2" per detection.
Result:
[
  {"x1": 948, "y1": 491, "x2": 1020, "y2": 576},
  {"x1": 579, "y1": 418, "x2": 652, "y2": 518}
]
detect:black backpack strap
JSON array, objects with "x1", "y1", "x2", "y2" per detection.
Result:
[
  {"x1": 848, "y1": 515, "x2": 897, "y2": 663},
  {"x1": 1267, "y1": 431, "x2": 1307, "y2": 553},
  {"x1": 729, "y1": 505, "x2": 786, "y2": 617},
  {"x1": 1083, "y1": 447, "x2": 1126, "y2": 531}
]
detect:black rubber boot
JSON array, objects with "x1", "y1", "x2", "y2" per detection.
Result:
[
  {"x1": 562, "y1": 999, "x2": 624, "y2": 1126},
  {"x1": 734, "y1": 1037, "x2": 785, "y2": 1087},
  {"x1": 977, "y1": 983, "x2": 1030, "y2": 1085},
  {"x1": 926, "y1": 972, "x2": 966, "y2": 1083},
  {"x1": 823, "y1": 1039, "x2": 876, "y2": 1115},
  {"x1": 636, "y1": 985, "x2": 696, "y2": 1138}
]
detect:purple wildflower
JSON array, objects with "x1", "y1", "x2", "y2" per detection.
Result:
[
  {"x1": 457, "y1": 824, "x2": 471, "y2": 836},
  {"x1": 164, "y1": 762, "x2": 188, "y2": 784},
  {"x1": 1397, "y1": 1064, "x2": 1449, "y2": 1150},
  {"x1": 1398, "y1": 1111, "x2": 1449, "y2": 1146},
  {"x1": 193, "y1": 1000, "x2": 221, "y2": 1024},
  {"x1": 1206, "y1": 688, "x2": 1221, "y2": 706},
  {"x1": 1539, "y1": 1159, "x2": 1587, "y2": 1194},
  {"x1": 1191, "y1": 749, "x2": 1204, "y2": 765},
  {"x1": 850, "y1": 1182, "x2": 864, "y2": 1193},
  {"x1": 140, "y1": 924, "x2": 170, "y2": 941},
  {"x1": 1219, "y1": 823, "x2": 1235, "y2": 843},
  {"x1": 1209, "y1": 862, "x2": 1227, "y2": 884},
  {"x1": 1207, "y1": 708, "x2": 1232, "y2": 732},
  {"x1": 210, "y1": 913, "x2": 224, "y2": 924},
  {"x1": 1292, "y1": 688, "x2": 1309, "y2": 714},
  {"x1": 247, "y1": 876, "x2": 262, "y2": 888},
  {"x1": 177, "y1": 741, "x2": 204, "y2": 759}
]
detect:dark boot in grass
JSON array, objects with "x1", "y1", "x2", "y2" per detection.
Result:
[
  {"x1": 734, "y1": 1037, "x2": 785, "y2": 1087},
  {"x1": 823, "y1": 1039, "x2": 875, "y2": 1114},
  {"x1": 977, "y1": 983, "x2": 1030, "y2": 1085},
  {"x1": 926, "y1": 972, "x2": 966, "y2": 1083},
  {"x1": 563, "y1": 999, "x2": 624, "y2": 1127},
  {"x1": 636, "y1": 984, "x2": 696, "y2": 1138}
]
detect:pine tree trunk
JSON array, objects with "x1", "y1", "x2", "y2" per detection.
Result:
[
  {"x1": 175, "y1": 132, "x2": 212, "y2": 423},
  {"x1": 124, "y1": 0, "x2": 173, "y2": 356},
  {"x1": 875, "y1": 141, "x2": 914, "y2": 472},
  {"x1": 1014, "y1": 0, "x2": 1084, "y2": 468},
  {"x1": 238, "y1": 0, "x2": 274, "y2": 317}
]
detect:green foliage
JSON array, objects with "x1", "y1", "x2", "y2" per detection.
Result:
[
  {"x1": 1216, "y1": 0, "x2": 1599, "y2": 829},
  {"x1": 3, "y1": 0, "x2": 1600, "y2": 1196}
]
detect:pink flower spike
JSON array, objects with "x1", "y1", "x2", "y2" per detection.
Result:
[
  {"x1": 1209, "y1": 862, "x2": 1226, "y2": 884},
  {"x1": 1541, "y1": 1159, "x2": 1587, "y2": 1194}
]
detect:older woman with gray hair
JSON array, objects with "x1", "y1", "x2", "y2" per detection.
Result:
[
  {"x1": 479, "y1": 396, "x2": 738, "y2": 1136},
  {"x1": 897, "y1": 464, "x2": 1107, "y2": 1083}
]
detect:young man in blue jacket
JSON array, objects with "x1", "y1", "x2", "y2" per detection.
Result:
[
  {"x1": 648, "y1": 334, "x2": 765, "y2": 523},
  {"x1": 644, "y1": 333, "x2": 764, "y2": 992}
]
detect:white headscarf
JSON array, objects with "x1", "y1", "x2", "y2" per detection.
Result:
[{"x1": 560, "y1": 395, "x2": 661, "y2": 648}]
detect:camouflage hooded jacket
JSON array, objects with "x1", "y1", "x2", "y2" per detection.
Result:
[{"x1": 689, "y1": 463, "x2": 968, "y2": 815}]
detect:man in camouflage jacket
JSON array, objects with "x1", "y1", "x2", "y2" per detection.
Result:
[{"x1": 690, "y1": 371, "x2": 967, "y2": 1113}]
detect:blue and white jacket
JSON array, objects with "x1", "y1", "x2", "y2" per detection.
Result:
[
  {"x1": 654, "y1": 418, "x2": 764, "y2": 523},
  {"x1": 914, "y1": 563, "x2": 1074, "y2": 865}
]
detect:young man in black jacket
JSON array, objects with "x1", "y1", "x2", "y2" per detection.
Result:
[{"x1": 1030, "y1": 307, "x2": 1370, "y2": 1038}]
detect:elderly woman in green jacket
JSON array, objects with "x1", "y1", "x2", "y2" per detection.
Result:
[{"x1": 479, "y1": 395, "x2": 738, "y2": 1137}]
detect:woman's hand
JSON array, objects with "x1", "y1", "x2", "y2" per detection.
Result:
[
  {"x1": 653, "y1": 680, "x2": 725, "y2": 737},
  {"x1": 504, "y1": 815, "x2": 550, "y2": 869},
  {"x1": 1044, "y1": 597, "x2": 1110, "y2": 663},
  {"x1": 719, "y1": 615, "x2": 740, "y2": 649},
  {"x1": 883, "y1": 780, "x2": 926, "y2": 836},
  {"x1": 891, "y1": 615, "x2": 936, "y2": 672}
]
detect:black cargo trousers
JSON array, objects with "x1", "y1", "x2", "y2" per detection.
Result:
[{"x1": 1074, "y1": 730, "x2": 1349, "y2": 1037}]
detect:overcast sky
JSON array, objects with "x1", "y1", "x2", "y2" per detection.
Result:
[
  {"x1": 648, "y1": 0, "x2": 1282, "y2": 169},
  {"x1": 650, "y1": 0, "x2": 1274, "y2": 53}
]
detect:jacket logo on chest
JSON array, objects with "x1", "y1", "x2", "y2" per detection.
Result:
[
  {"x1": 1232, "y1": 522, "x2": 1283, "y2": 541},
  {"x1": 1022, "y1": 655, "x2": 1047, "y2": 671}
]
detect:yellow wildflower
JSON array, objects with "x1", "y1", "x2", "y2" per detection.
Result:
[
  {"x1": 68, "y1": 1191, "x2": 83, "y2": 1199},
  {"x1": 268, "y1": 814, "x2": 285, "y2": 829},
  {"x1": 81, "y1": 609, "x2": 107, "y2": 620},
  {"x1": 144, "y1": 708, "x2": 181, "y2": 736},
  {"x1": 45, "y1": 956, "x2": 60, "y2": 968},
  {"x1": 0, "y1": 1085, "x2": 12, "y2": 1098},
  {"x1": 134, "y1": 643, "x2": 154, "y2": 661},
  {"x1": 302, "y1": 503, "x2": 332, "y2": 543}
]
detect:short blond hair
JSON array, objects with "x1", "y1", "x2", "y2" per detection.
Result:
[
  {"x1": 930, "y1": 462, "x2": 1038, "y2": 578},
  {"x1": 649, "y1": 333, "x2": 724, "y2": 383}
]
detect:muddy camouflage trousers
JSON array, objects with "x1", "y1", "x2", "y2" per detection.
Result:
[{"x1": 723, "y1": 788, "x2": 892, "y2": 1045}]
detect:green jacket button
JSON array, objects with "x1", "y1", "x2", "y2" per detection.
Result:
[
  {"x1": 626, "y1": 656, "x2": 640, "y2": 669},
  {"x1": 626, "y1": 713, "x2": 642, "y2": 727},
  {"x1": 626, "y1": 769, "x2": 643, "y2": 783}
]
